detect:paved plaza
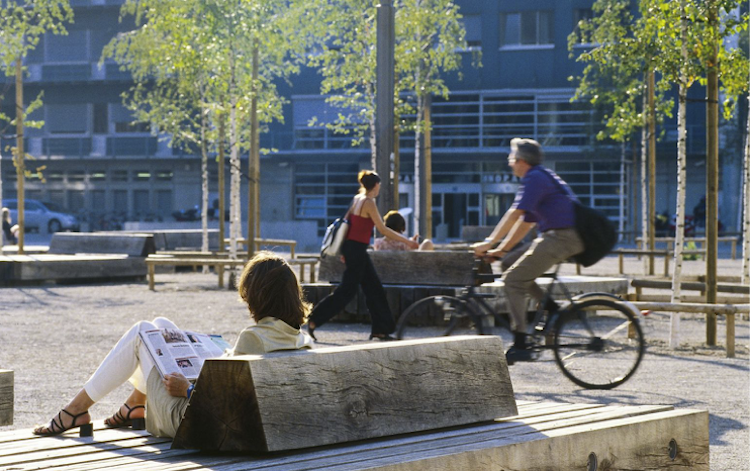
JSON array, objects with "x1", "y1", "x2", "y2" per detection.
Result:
[{"x1": 0, "y1": 253, "x2": 747, "y2": 470}]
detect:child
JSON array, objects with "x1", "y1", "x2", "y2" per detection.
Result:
[{"x1": 373, "y1": 210, "x2": 433, "y2": 251}]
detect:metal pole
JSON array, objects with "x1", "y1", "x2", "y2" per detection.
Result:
[{"x1": 376, "y1": 0, "x2": 395, "y2": 216}]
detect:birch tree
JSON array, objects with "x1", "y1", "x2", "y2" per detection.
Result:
[
  {"x1": 570, "y1": 0, "x2": 673, "y2": 270},
  {"x1": 0, "y1": 0, "x2": 72, "y2": 251},
  {"x1": 396, "y1": 0, "x2": 472, "y2": 237}
]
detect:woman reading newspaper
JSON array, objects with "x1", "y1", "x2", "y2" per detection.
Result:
[{"x1": 33, "y1": 251, "x2": 314, "y2": 437}]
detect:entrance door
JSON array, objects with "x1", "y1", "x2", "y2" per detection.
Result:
[{"x1": 432, "y1": 184, "x2": 481, "y2": 240}]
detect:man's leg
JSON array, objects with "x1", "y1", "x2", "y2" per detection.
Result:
[{"x1": 503, "y1": 229, "x2": 583, "y2": 362}]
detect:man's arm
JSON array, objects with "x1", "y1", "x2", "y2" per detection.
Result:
[
  {"x1": 472, "y1": 208, "x2": 525, "y2": 256},
  {"x1": 487, "y1": 218, "x2": 535, "y2": 258}
]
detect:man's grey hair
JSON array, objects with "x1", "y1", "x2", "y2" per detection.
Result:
[{"x1": 510, "y1": 138, "x2": 544, "y2": 166}]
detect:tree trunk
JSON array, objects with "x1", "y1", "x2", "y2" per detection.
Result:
[
  {"x1": 742, "y1": 91, "x2": 750, "y2": 284},
  {"x1": 705, "y1": 1, "x2": 719, "y2": 345},
  {"x1": 670, "y1": 3, "x2": 689, "y2": 348},
  {"x1": 15, "y1": 57, "x2": 25, "y2": 255},
  {"x1": 618, "y1": 142, "x2": 626, "y2": 242},
  {"x1": 647, "y1": 70, "x2": 656, "y2": 275},
  {"x1": 641, "y1": 93, "x2": 649, "y2": 274},
  {"x1": 422, "y1": 93, "x2": 432, "y2": 239},
  {"x1": 414, "y1": 95, "x2": 423, "y2": 236},
  {"x1": 247, "y1": 45, "x2": 259, "y2": 259},
  {"x1": 229, "y1": 104, "x2": 239, "y2": 275},
  {"x1": 200, "y1": 107, "x2": 210, "y2": 274},
  {"x1": 218, "y1": 115, "x2": 226, "y2": 255}
]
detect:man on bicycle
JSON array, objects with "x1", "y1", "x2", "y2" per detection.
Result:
[{"x1": 473, "y1": 138, "x2": 584, "y2": 364}]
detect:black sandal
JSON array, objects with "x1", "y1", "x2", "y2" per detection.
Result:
[
  {"x1": 33, "y1": 409, "x2": 90, "y2": 436},
  {"x1": 104, "y1": 403, "x2": 145, "y2": 428}
]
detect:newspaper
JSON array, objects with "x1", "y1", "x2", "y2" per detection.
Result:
[{"x1": 139, "y1": 328, "x2": 229, "y2": 380}]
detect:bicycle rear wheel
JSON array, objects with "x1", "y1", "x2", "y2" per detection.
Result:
[
  {"x1": 395, "y1": 295, "x2": 483, "y2": 340},
  {"x1": 552, "y1": 298, "x2": 644, "y2": 390}
]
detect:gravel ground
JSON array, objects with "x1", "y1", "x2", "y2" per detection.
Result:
[{"x1": 0, "y1": 254, "x2": 748, "y2": 470}]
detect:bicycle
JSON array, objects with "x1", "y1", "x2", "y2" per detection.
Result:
[{"x1": 395, "y1": 259, "x2": 645, "y2": 390}]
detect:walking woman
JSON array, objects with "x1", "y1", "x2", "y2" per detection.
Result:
[{"x1": 308, "y1": 170, "x2": 418, "y2": 341}]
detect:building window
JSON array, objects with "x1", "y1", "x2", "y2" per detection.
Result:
[
  {"x1": 294, "y1": 163, "x2": 359, "y2": 236},
  {"x1": 500, "y1": 11, "x2": 553, "y2": 48},
  {"x1": 461, "y1": 15, "x2": 481, "y2": 50},
  {"x1": 135, "y1": 171, "x2": 151, "y2": 181},
  {"x1": 46, "y1": 105, "x2": 88, "y2": 134},
  {"x1": 93, "y1": 103, "x2": 108, "y2": 134},
  {"x1": 112, "y1": 170, "x2": 128, "y2": 182},
  {"x1": 572, "y1": 8, "x2": 594, "y2": 44}
]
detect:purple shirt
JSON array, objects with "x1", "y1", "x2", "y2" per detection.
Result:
[{"x1": 512, "y1": 166, "x2": 577, "y2": 233}]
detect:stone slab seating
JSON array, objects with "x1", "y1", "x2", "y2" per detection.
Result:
[
  {"x1": 172, "y1": 335, "x2": 517, "y2": 452},
  {"x1": 98, "y1": 229, "x2": 221, "y2": 251},
  {"x1": 319, "y1": 250, "x2": 490, "y2": 286},
  {"x1": 0, "y1": 254, "x2": 147, "y2": 285},
  {"x1": 0, "y1": 369, "x2": 13, "y2": 426},
  {"x1": 460, "y1": 225, "x2": 497, "y2": 242},
  {"x1": 48, "y1": 232, "x2": 156, "y2": 257}
]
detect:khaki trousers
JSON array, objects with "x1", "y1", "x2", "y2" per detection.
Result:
[{"x1": 502, "y1": 228, "x2": 584, "y2": 333}]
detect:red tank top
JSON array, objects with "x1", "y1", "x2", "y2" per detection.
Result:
[{"x1": 347, "y1": 214, "x2": 375, "y2": 244}]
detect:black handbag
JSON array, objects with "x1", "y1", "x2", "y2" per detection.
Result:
[{"x1": 545, "y1": 169, "x2": 617, "y2": 267}]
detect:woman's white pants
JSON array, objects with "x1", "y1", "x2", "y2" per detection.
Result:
[{"x1": 83, "y1": 317, "x2": 178, "y2": 403}]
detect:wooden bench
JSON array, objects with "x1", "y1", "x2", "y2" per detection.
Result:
[
  {"x1": 226, "y1": 238, "x2": 297, "y2": 258},
  {"x1": 613, "y1": 248, "x2": 705, "y2": 277},
  {"x1": 146, "y1": 255, "x2": 318, "y2": 290},
  {"x1": 0, "y1": 400, "x2": 709, "y2": 470},
  {"x1": 173, "y1": 336, "x2": 517, "y2": 451},
  {"x1": 0, "y1": 370, "x2": 12, "y2": 426},
  {"x1": 629, "y1": 278, "x2": 750, "y2": 357},
  {"x1": 636, "y1": 236, "x2": 739, "y2": 259}
]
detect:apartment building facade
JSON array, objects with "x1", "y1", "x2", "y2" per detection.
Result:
[{"x1": 1, "y1": 0, "x2": 743, "y2": 243}]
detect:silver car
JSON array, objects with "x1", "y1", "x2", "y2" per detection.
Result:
[{"x1": 4, "y1": 199, "x2": 80, "y2": 233}]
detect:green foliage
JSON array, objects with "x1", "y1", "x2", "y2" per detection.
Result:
[
  {"x1": 569, "y1": 0, "x2": 749, "y2": 142},
  {"x1": 0, "y1": 0, "x2": 73, "y2": 174},
  {"x1": 102, "y1": 0, "x2": 318, "y2": 153},
  {"x1": 308, "y1": 0, "x2": 475, "y2": 148}
]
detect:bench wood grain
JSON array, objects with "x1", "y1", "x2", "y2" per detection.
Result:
[
  {"x1": 172, "y1": 335, "x2": 516, "y2": 452},
  {"x1": 0, "y1": 370, "x2": 13, "y2": 426}
]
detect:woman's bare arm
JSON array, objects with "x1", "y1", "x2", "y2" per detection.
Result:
[{"x1": 362, "y1": 199, "x2": 418, "y2": 249}]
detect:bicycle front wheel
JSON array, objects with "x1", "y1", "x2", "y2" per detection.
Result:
[
  {"x1": 553, "y1": 298, "x2": 644, "y2": 390},
  {"x1": 395, "y1": 295, "x2": 483, "y2": 340}
]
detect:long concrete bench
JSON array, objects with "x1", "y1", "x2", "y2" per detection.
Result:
[
  {"x1": 172, "y1": 336, "x2": 517, "y2": 452},
  {"x1": 49, "y1": 232, "x2": 156, "y2": 257},
  {"x1": 0, "y1": 370, "x2": 13, "y2": 426},
  {"x1": 319, "y1": 250, "x2": 489, "y2": 286}
]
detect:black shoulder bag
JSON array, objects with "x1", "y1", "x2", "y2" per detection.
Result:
[{"x1": 545, "y1": 170, "x2": 617, "y2": 267}]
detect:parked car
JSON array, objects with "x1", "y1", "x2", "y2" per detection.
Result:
[{"x1": 3, "y1": 199, "x2": 80, "y2": 233}]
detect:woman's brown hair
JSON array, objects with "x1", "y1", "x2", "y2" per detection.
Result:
[
  {"x1": 383, "y1": 210, "x2": 406, "y2": 233},
  {"x1": 238, "y1": 251, "x2": 311, "y2": 328},
  {"x1": 357, "y1": 170, "x2": 381, "y2": 193}
]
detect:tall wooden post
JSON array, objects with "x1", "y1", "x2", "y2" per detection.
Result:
[
  {"x1": 705, "y1": 1, "x2": 719, "y2": 345},
  {"x1": 647, "y1": 70, "x2": 656, "y2": 275},
  {"x1": 422, "y1": 94, "x2": 433, "y2": 238},
  {"x1": 218, "y1": 116, "x2": 226, "y2": 254},
  {"x1": 248, "y1": 45, "x2": 259, "y2": 259},
  {"x1": 376, "y1": 0, "x2": 395, "y2": 216},
  {"x1": 15, "y1": 58, "x2": 24, "y2": 255}
]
